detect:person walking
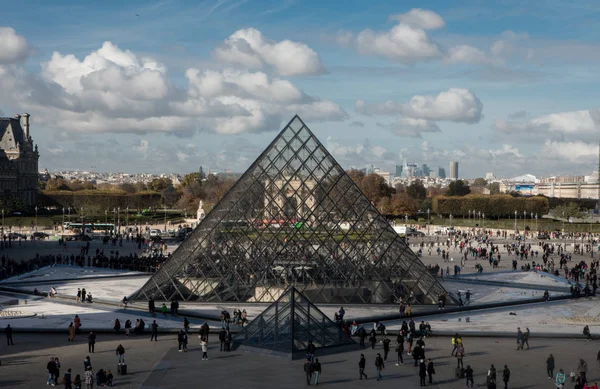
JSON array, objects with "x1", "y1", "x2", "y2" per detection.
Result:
[
  {"x1": 64, "y1": 368, "x2": 73, "y2": 389},
  {"x1": 5, "y1": 324, "x2": 13, "y2": 346},
  {"x1": 177, "y1": 329, "x2": 186, "y2": 352},
  {"x1": 488, "y1": 364, "x2": 497, "y2": 384},
  {"x1": 577, "y1": 359, "x2": 588, "y2": 382},
  {"x1": 456, "y1": 342, "x2": 464, "y2": 369},
  {"x1": 359, "y1": 354, "x2": 368, "y2": 380},
  {"x1": 87, "y1": 332, "x2": 96, "y2": 353},
  {"x1": 219, "y1": 327, "x2": 226, "y2": 351},
  {"x1": 395, "y1": 337, "x2": 404, "y2": 365},
  {"x1": 47, "y1": 357, "x2": 57, "y2": 386},
  {"x1": 83, "y1": 356, "x2": 91, "y2": 371},
  {"x1": 375, "y1": 353, "x2": 385, "y2": 381},
  {"x1": 201, "y1": 337, "x2": 208, "y2": 360},
  {"x1": 419, "y1": 359, "x2": 427, "y2": 386},
  {"x1": 68, "y1": 323, "x2": 75, "y2": 342},
  {"x1": 451, "y1": 333, "x2": 461, "y2": 356},
  {"x1": 522, "y1": 327, "x2": 530, "y2": 349},
  {"x1": 116, "y1": 344, "x2": 125, "y2": 365},
  {"x1": 547, "y1": 354, "x2": 555, "y2": 380},
  {"x1": 427, "y1": 359, "x2": 435, "y2": 384},
  {"x1": 516, "y1": 327, "x2": 523, "y2": 350},
  {"x1": 556, "y1": 369, "x2": 566, "y2": 388},
  {"x1": 465, "y1": 365, "x2": 474, "y2": 388},
  {"x1": 313, "y1": 358, "x2": 321, "y2": 386},
  {"x1": 502, "y1": 365, "x2": 510, "y2": 389},
  {"x1": 74, "y1": 374, "x2": 82, "y2": 389},
  {"x1": 304, "y1": 358, "x2": 313, "y2": 385},
  {"x1": 148, "y1": 298, "x2": 155, "y2": 315},
  {"x1": 369, "y1": 329, "x2": 377, "y2": 349},
  {"x1": 84, "y1": 366, "x2": 94, "y2": 389},
  {"x1": 161, "y1": 303, "x2": 168, "y2": 317},
  {"x1": 150, "y1": 320, "x2": 158, "y2": 341}
]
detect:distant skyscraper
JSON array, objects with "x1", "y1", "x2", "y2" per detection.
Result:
[
  {"x1": 449, "y1": 161, "x2": 459, "y2": 180},
  {"x1": 438, "y1": 167, "x2": 446, "y2": 179},
  {"x1": 421, "y1": 164, "x2": 430, "y2": 177},
  {"x1": 395, "y1": 164, "x2": 403, "y2": 177}
]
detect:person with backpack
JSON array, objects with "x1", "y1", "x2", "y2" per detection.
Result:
[
  {"x1": 304, "y1": 358, "x2": 314, "y2": 385},
  {"x1": 375, "y1": 353, "x2": 385, "y2": 381},
  {"x1": 503, "y1": 365, "x2": 510, "y2": 389},
  {"x1": 359, "y1": 354, "x2": 368, "y2": 380}
]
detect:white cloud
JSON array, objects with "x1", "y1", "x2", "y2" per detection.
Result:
[
  {"x1": 541, "y1": 141, "x2": 598, "y2": 164},
  {"x1": 377, "y1": 117, "x2": 440, "y2": 137},
  {"x1": 389, "y1": 9, "x2": 445, "y2": 30},
  {"x1": 335, "y1": 30, "x2": 354, "y2": 47},
  {"x1": 444, "y1": 45, "x2": 503, "y2": 66},
  {"x1": 213, "y1": 28, "x2": 325, "y2": 76},
  {"x1": 493, "y1": 109, "x2": 599, "y2": 142},
  {"x1": 0, "y1": 38, "x2": 345, "y2": 136},
  {"x1": 326, "y1": 136, "x2": 395, "y2": 165},
  {"x1": 356, "y1": 88, "x2": 483, "y2": 124},
  {"x1": 355, "y1": 23, "x2": 442, "y2": 64},
  {"x1": 0, "y1": 27, "x2": 30, "y2": 64}
]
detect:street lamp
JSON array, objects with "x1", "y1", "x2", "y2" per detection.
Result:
[
  {"x1": 535, "y1": 213, "x2": 538, "y2": 231},
  {"x1": 113, "y1": 208, "x2": 117, "y2": 233},
  {"x1": 80, "y1": 207, "x2": 84, "y2": 234},
  {"x1": 514, "y1": 210, "x2": 517, "y2": 235},
  {"x1": 449, "y1": 214, "x2": 453, "y2": 225},
  {"x1": 164, "y1": 205, "x2": 168, "y2": 231},
  {"x1": 35, "y1": 206, "x2": 38, "y2": 232},
  {"x1": 117, "y1": 207, "x2": 120, "y2": 234},
  {"x1": 62, "y1": 207, "x2": 65, "y2": 227},
  {"x1": 523, "y1": 210, "x2": 526, "y2": 231},
  {"x1": 68, "y1": 207, "x2": 71, "y2": 223},
  {"x1": 2, "y1": 209, "x2": 4, "y2": 237},
  {"x1": 126, "y1": 206, "x2": 129, "y2": 231},
  {"x1": 105, "y1": 209, "x2": 108, "y2": 224},
  {"x1": 478, "y1": 211, "x2": 481, "y2": 225},
  {"x1": 482, "y1": 212, "x2": 485, "y2": 228},
  {"x1": 427, "y1": 209, "x2": 430, "y2": 234},
  {"x1": 468, "y1": 210, "x2": 471, "y2": 221}
]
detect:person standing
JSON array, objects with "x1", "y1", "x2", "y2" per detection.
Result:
[
  {"x1": 451, "y1": 333, "x2": 461, "y2": 356},
  {"x1": 68, "y1": 323, "x2": 75, "y2": 342},
  {"x1": 419, "y1": 359, "x2": 427, "y2": 386},
  {"x1": 201, "y1": 337, "x2": 208, "y2": 360},
  {"x1": 177, "y1": 329, "x2": 185, "y2": 352},
  {"x1": 77, "y1": 288, "x2": 82, "y2": 303},
  {"x1": 81, "y1": 288, "x2": 86, "y2": 304},
  {"x1": 502, "y1": 365, "x2": 510, "y2": 389},
  {"x1": 359, "y1": 354, "x2": 368, "y2": 380},
  {"x1": 395, "y1": 337, "x2": 404, "y2": 366},
  {"x1": 313, "y1": 358, "x2": 321, "y2": 386},
  {"x1": 47, "y1": 357, "x2": 57, "y2": 386},
  {"x1": 577, "y1": 359, "x2": 588, "y2": 382},
  {"x1": 488, "y1": 364, "x2": 497, "y2": 383},
  {"x1": 148, "y1": 298, "x2": 155, "y2": 315},
  {"x1": 456, "y1": 342, "x2": 465, "y2": 369},
  {"x1": 547, "y1": 354, "x2": 555, "y2": 380},
  {"x1": 465, "y1": 365, "x2": 474, "y2": 388},
  {"x1": 427, "y1": 359, "x2": 435, "y2": 384},
  {"x1": 5, "y1": 324, "x2": 13, "y2": 346},
  {"x1": 116, "y1": 344, "x2": 125, "y2": 365},
  {"x1": 64, "y1": 368, "x2": 73, "y2": 389},
  {"x1": 74, "y1": 374, "x2": 82, "y2": 389},
  {"x1": 375, "y1": 353, "x2": 385, "y2": 381},
  {"x1": 382, "y1": 336, "x2": 391, "y2": 362},
  {"x1": 84, "y1": 366, "x2": 94, "y2": 389},
  {"x1": 150, "y1": 320, "x2": 158, "y2": 341},
  {"x1": 304, "y1": 358, "x2": 313, "y2": 385},
  {"x1": 87, "y1": 332, "x2": 96, "y2": 353},
  {"x1": 219, "y1": 327, "x2": 226, "y2": 351},
  {"x1": 369, "y1": 329, "x2": 377, "y2": 349},
  {"x1": 306, "y1": 340, "x2": 316, "y2": 362},
  {"x1": 516, "y1": 327, "x2": 523, "y2": 350},
  {"x1": 161, "y1": 303, "x2": 168, "y2": 317},
  {"x1": 556, "y1": 369, "x2": 566, "y2": 388}
]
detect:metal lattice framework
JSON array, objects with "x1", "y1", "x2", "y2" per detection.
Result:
[
  {"x1": 233, "y1": 287, "x2": 356, "y2": 358},
  {"x1": 130, "y1": 115, "x2": 447, "y2": 304}
]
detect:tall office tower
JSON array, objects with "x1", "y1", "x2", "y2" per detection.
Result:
[
  {"x1": 421, "y1": 164, "x2": 430, "y2": 177},
  {"x1": 395, "y1": 164, "x2": 403, "y2": 177},
  {"x1": 449, "y1": 161, "x2": 459, "y2": 180},
  {"x1": 438, "y1": 167, "x2": 446, "y2": 179}
]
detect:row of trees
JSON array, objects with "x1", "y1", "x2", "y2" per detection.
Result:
[{"x1": 433, "y1": 195, "x2": 550, "y2": 218}]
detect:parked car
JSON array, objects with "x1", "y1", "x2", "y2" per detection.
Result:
[
  {"x1": 7, "y1": 232, "x2": 26, "y2": 239},
  {"x1": 407, "y1": 230, "x2": 426, "y2": 237},
  {"x1": 32, "y1": 232, "x2": 50, "y2": 239},
  {"x1": 66, "y1": 234, "x2": 92, "y2": 241},
  {"x1": 537, "y1": 233, "x2": 550, "y2": 239}
]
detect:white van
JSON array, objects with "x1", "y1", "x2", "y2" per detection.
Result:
[{"x1": 149, "y1": 229, "x2": 162, "y2": 237}]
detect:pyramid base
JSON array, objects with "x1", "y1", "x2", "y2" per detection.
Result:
[{"x1": 233, "y1": 342, "x2": 361, "y2": 360}]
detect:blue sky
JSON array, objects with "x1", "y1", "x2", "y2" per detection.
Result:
[{"x1": 0, "y1": 0, "x2": 599, "y2": 178}]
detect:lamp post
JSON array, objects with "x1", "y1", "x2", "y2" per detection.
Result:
[
  {"x1": 105, "y1": 209, "x2": 108, "y2": 224},
  {"x1": 80, "y1": 207, "x2": 84, "y2": 234},
  {"x1": 468, "y1": 210, "x2": 471, "y2": 221},
  {"x1": 126, "y1": 206, "x2": 129, "y2": 231},
  {"x1": 427, "y1": 209, "x2": 430, "y2": 235},
  {"x1": 478, "y1": 211, "x2": 481, "y2": 225},
  {"x1": 523, "y1": 210, "x2": 526, "y2": 231},
  {"x1": 482, "y1": 212, "x2": 485, "y2": 229},
  {"x1": 62, "y1": 207, "x2": 65, "y2": 227},
  {"x1": 2, "y1": 209, "x2": 4, "y2": 237},
  {"x1": 164, "y1": 205, "x2": 168, "y2": 231},
  {"x1": 68, "y1": 207, "x2": 71, "y2": 224},
  {"x1": 450, "y1": 213, "x2": 453, "y2": 226},
  {"x1": 113, "y1": 208, "x2": 116, "y2": 234},
  {"x1": 35, "y1": 206, "x2": 38, "y2": 232},
  {"x1": 514, "y1": 210, "x2": 517, "y2": 235},
  {"x1": 535, "y1": 213, "x2": 538, "y2": 232},
  {"x1": 117, "y1": 207, "x2": 120, "y2": 234}
]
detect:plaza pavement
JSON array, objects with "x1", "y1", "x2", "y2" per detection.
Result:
[{"x1": 2, "y1": 332, "x2": 599, "y2": 388}]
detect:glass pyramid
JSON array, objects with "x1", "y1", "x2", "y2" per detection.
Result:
[
  {"x1": 130, "y1": 115, "x2": 447, "y2": 304},
  {"x1": 232, "y1": 287, "x2": 356, "y2": 358}
]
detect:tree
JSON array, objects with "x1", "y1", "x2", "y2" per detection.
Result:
[
  {"x1": 473, "y1": 178, "x2": 488, "y2": 187},
  {"x1": 45, "y1": 178, "x2": 71, "y2": 191},
  {"x1": 550, "y1": 203, "x2": 583, "y2": 221},
  {"x1": 359, "y1": 174, "x2": 394, "y2": 205},
  {"x1": 347, "y1": 169, "x2": 365, "y2": 187},
  {"x1": 180, "y1": 172, "x2": 203, "y2": 189},
  {"x1": 487, "y1": 182, "x2": 500, "y2": 195},
  {"x1": 119, "y1": 183, "x2": 137, "y2": 194},
  {"x1": 149, "y1": 178, "x2": 172, "y2": 192},
  {"x1": 390, "y1": 193, "x2": 418, "y2": 216},
  {"x1": 446, "y1": 180, "x2": 471, "y2": 196},
  {"x1": 406, "y1": 180, "x2": 426, "y2": 200}
]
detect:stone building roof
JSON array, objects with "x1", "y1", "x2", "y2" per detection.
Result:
[{"x1": 0, "y1": 117, "x2": 27, "y2": 151}]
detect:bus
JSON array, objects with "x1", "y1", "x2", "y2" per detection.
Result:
[{"x1": 64, "y1": 222, "x2": 115, "y2": 235}]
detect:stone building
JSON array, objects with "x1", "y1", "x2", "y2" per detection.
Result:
[{"x1": 0, "y1": 113, "x2": 39, "y2": 206}]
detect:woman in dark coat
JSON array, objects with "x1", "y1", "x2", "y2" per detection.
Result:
[
  {"x1": 547, "y1": 354, "x2": 555, "y2": 379},
  {"x1": 419, "y1": 360, "x2": 427, "y2": 386}
]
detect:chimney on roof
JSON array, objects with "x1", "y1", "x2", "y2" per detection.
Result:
[
  {"x1": 22, "y1": 113, "x2": 30, "y2": 138},
  {"x1": 13, "y1": 114, "x2": 21, "y2": 120}
]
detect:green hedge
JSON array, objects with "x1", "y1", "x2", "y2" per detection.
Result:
[
  {"x1": 39, "y1": 191, "x2": 162, "y2": 211},
  {"x1": 433, "y1": 194, "x2": 549, "y2": 218}
]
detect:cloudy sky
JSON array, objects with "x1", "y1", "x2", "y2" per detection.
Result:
[{"x1": 1, "y1": 0, "x2": 599, "y2": 178}]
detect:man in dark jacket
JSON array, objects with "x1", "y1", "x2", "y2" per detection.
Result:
[
  {"x1": 382, "y1": 336, "x2": 391, "y2": 361},
  {"x1": 47, "y1": 357, "x2": 57, "y2": 386},
  {"x1": 219, "y1": 328, "x2": 226, "y2": 351},
  {"x1": 5, "y1": 324, "x2": 13, "y2": 346},
  {"x1": 88, "y1": 332, "x2": 96, "y2": 353},
  {"x1": 502, "y1": 365, "x2": 510, "y2": 389},
  {"x1": 306, "y1": 340, "x2": 316, "y2": 362},
  {"x1": 304, "y1": 358, "x2": 314, "y2": 385},
  {"x1": 427, "y1": 359, "x2": 435, "y2": 384},
  {"x1": 177, "y1": 329, "x2": 186, "y2": 352},
  {"x1": 419, "y1": 359, "x2": 427, "y2": 386},
  {"x1": 465, "y1": 365, "x2": 474, "y2": 388},
  {"x1": 64, "y1": 368, "x2": 72, "y2": 389},
  {"x1": 358, "y1": 327, "x2": 367, "y2": 348},
  {"x1": 313, "y1": 358, "x2": 322, "y2": 386},
  {"x1": 151, "y1": 320, "x2": 158, "y2": 341},
  {"x1": 375, "y1": 353, "x2": 385, "y2": 381},
  {"x1": 359, "y1": 354, "x2": 367, "y2": 380},
  {"x1": 148, "y1": 298, "x2": 155, "y2": 315}
]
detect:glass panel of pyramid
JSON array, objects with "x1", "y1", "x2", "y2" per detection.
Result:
[
  {"x1": 130, "y1": 115, "x2": 448, "y2": 304},
  {"x1": 232, "y1": 287, "x2": 356, "y2": 358}
]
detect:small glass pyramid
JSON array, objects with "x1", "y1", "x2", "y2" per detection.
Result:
[
  {"x1": 130, "y1": 115, "x2": 447, "y2": 304},
  {"x1": 233, "y1": 287, "x2": 356, "y2": 358}
]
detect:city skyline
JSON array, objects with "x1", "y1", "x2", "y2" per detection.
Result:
[{"x1": 0, "y1": 1, "x2": 599, "y2": 177}]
